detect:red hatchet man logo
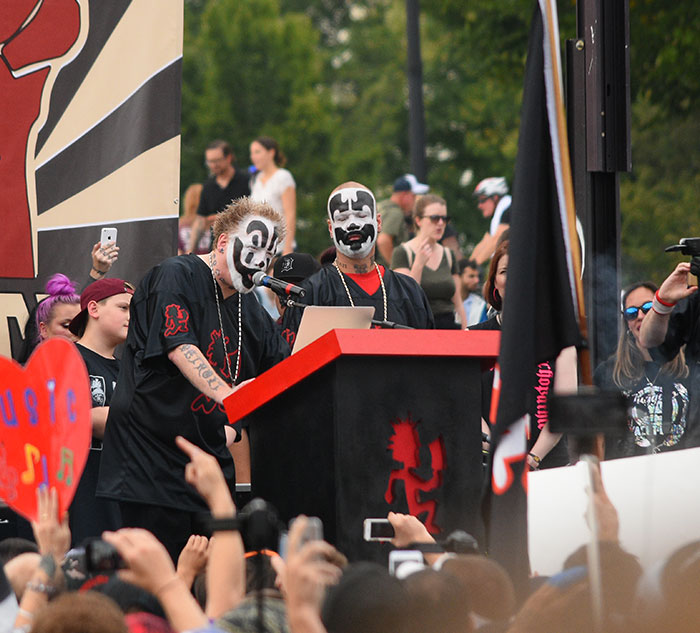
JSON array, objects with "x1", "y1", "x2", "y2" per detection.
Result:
[
  {"x1": 384, "y1": 415, "x2": 445, "y2": 534},
  {"x1": 163, "y1": 304, "x2": 190, "y2": 337}
]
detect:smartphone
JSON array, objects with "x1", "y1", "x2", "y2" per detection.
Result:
[
  {"x1": 363, "y1": 518, "x2": 395, "y2": 542},
  {"x1": 548, "y1": 387, "x2": 629, "y2": 435},
  {"x1": 100, "y1": 227, "x2": 118, "y2": 248},
  {"x1": 84, "y1": 538, "x2": 126, "y2": 573},
  {"x1": 388, "y1": 549, "x2": 424, "y2": 577}
]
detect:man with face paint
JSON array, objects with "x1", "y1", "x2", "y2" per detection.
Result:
[
  {"x1": 97, "y1": 198, "x2": 290, "y2": 561},
  {"x1": 280, "y1": 182, "x2": 434, "y2": 345}
]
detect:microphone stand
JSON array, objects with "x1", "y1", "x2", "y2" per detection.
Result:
[
  {"x1": 371, "y1": 319, "x2": 413, "y2": 330},
  {"x1": 278, "y1": 289, "x2": 415, "y2": 331}
]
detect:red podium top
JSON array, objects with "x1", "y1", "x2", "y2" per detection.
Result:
[{"x1": 224, "y1": 329, "x2": 500, "y2": 423}]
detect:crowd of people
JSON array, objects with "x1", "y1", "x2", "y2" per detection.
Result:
[{"x1": 3, "y1": 137, "x2": 700, "y2": 632}]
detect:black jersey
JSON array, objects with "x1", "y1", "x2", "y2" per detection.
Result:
[
  {"x1": 280, "y1": 265, "x2": 434, "y2": 346},
  {"x1": 97, "y1": 254, "x2": 289, "y2": 511}
]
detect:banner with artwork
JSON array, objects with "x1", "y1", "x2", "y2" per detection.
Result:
[{"x1": 0, "y1": 0, "x2": 182, "y2": 358}]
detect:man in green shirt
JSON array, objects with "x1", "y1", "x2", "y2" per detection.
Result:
[{"x1": 376, "y1": 174, "x2": 429, "y2": 267}]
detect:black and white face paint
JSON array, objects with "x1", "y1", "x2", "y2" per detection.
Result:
[
  {"x1": 327, "y1": 187, "x2": 377, "y2": 259},
  {"x1": 227, "y1": 215, "x2": 280, "y2": 293}
]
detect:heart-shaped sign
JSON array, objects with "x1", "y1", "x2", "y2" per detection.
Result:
[{"x1": 0, "y1": 337, "x2": 91, "y2": 522}]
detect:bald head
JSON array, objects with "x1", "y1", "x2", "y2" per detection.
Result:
[{"x1": 330, "y1": 181, "x2": 372, "y2": 196}]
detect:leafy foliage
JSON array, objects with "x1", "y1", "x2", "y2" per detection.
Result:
[{"x1": 181, "y1": 0, "x2": 700, "y2": 272}]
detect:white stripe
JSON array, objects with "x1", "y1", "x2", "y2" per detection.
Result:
[
  {"x1": 35, "y1": 55, "x2": 183, "y2": 169},
  {"x1": 538, "y1": 0, "x2": 578, "y2": 314},
  {"x1": 37, "y1": 215, "x2": 178, "y2": 232}
]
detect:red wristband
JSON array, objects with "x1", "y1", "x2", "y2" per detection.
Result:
[{"x1": 655, "y1": 290, "x2": 676, "y2": 308}]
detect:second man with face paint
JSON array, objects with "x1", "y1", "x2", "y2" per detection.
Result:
[
  {"x1": 97, "y1": 197, "x2": 290, "y2": 561},
  {"x1": 281, "y1": 181, "x2": 434, "y2": 346}
]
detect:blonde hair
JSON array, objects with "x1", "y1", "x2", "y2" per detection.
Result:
[
  {"x1": 212, "y1": 196, "x2": 286, "y2": 245},
  {"x1": 612, "y1": 282, "x2": 688, "y2": 388},
  {"x1": 181, "y1": 183, "x2": 203, "y2": 221}
]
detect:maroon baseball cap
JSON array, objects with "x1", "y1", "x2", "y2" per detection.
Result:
[{"x1": 69, "y1": 278, "x2": 134, "y2": 335}]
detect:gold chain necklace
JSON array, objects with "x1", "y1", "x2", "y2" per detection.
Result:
[{"x1": 333, "y1": 260, "x2": 388, "y2": 322}]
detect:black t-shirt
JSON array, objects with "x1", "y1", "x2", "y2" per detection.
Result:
[
  {"x1": 76, "y1": 344, "x2": 120, "y2": 448},
  {"x1": 469, "y1": 316, "x2": 568, "y2": 468},
  {"x1": 72, "y1": 344, "x2": 122, "y2": 544},
  {"x1": 280, "y1": 265, "x2": 434, "y2": 347},
  {"x1": 197, "y1": 171, "x2": 251, "y2": 217},
  {"x1": 97, "y1": 254, "x2": 289, "y2": 511},
  {"x1": 594, "y1": 357, "x2": 691, "y2": 458},
  {"x1": 651, "y1": 294, "x2": 700, "y2": 446}
]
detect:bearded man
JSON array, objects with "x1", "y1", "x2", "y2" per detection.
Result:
[
  {"x1": 281, "y1": 181, "x2": 433, "y2": 346},
  {"x1": 97, "y1": 198, "x2": 289, "y2": 559}
]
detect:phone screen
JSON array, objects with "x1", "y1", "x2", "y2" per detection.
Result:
[{"x1": 363, "y1": 518, "x2": 395, "y2": 541}]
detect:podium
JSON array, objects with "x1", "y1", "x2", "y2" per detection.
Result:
[{"x1": 224, "y1": 329, "x2": 499, "y2": 560}]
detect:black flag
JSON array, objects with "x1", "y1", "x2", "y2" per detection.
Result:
[{"x1": 485, "y1": 0, "x2": 582, "y2": 597}]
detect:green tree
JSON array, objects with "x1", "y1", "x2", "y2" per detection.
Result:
[
  {"x1": 619, "y1": 99, "x2": 700, "y2": 285},
  {"x1": 181, "y1": 0, "x2": 339, "y2": 255}
]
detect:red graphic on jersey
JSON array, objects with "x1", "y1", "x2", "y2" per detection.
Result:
[
  {"x1": 0, "y1": 0, "x2": 84, "y2": 278},
  {"x1": 384, "y1": 415, "x2": 445, "y2": 534},
  {"x1": 163, "y1": 304, "x2": 190, "y2": 337},
  {"x1": 190, "y1": 394, "x2": 225, "y2": 416},
  {"x1": 190, "y1": 329, "x2": 239, "y2": 415}
]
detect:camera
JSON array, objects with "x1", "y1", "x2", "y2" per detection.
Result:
[
  {"x1": 84, "y1": 538, "x2": 126, "y2": 574},
  {"x1": 208, "y1": 497, "x2": 284, "y2": 553},
  {"x1": 665, "y1": 238, "x2": 700, "y2": 285}
]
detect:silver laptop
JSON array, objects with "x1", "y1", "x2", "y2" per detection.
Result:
[{"x1": 292, "y1": 305, "x2": 374, "y2": 353}]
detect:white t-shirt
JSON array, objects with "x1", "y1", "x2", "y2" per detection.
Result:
[
  {"x1": 489, "y1": 194, "x2": 512, "y2": 236},
  {"x1": 250, "y1": 168, "x2": 296, "y2": 214}
]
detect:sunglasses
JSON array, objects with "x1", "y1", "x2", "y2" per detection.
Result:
[
  {"x1": 623, "y1": 301, "x2": 653, "y2": 321},
  {"x1": 425, "y1": 214, "x2": 451, "y2": 224}
]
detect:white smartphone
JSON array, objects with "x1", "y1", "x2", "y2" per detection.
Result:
[
  {"x1": 100, "y1": 227, "x2": 118, "y2": 248},
  {"x1": 388, "y1": 549, "x2": 424, "y2": 577},
  {"x1": 363, "y1": 518, "x2": 395, "y2": 542}
]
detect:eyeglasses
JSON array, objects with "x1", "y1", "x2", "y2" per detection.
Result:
[
  {"x1": 623, "y1": 301, "x2": 653, "y2": 321},
  {"x1": 425, "y1": 215, "x2": 450, "y2": 224}
]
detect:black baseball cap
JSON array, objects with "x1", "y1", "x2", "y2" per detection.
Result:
[{"x1": 273, "y1": 253, "x2": 321, "y2": 283}]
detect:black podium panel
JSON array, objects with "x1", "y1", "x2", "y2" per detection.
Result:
[{"x1": 247, "y1": 353, "x2": 483, "y2": 561}]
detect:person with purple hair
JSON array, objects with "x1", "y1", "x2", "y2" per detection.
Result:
[
  {"x1": 35, "y1": 273, "x2": 81, "y2": 343},
  {"x1": 13, "y1": 274, "x2": 82, "y2": 366}
]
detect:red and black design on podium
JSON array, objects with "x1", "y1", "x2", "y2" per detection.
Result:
[{"x1": 224, "y1": 329, "x2": 499, "y2": 560}]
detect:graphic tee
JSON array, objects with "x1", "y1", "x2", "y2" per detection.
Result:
[
  {"x1": 594, "y1": 357, "x2": 690, "y2": 458},
  {"x1": 97, "y1": 254, "x2": 289, "y2": 511},
  {"x1": 71, "y1": 344, "x2": 121, "y2": 544}
]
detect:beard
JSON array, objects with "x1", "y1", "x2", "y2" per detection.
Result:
[{"x1": 333, "y1": 224, "x2": 376, "y2": 259}]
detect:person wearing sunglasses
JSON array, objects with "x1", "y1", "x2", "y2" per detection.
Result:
[
  {"x1": 594, "y1": 282, "x2": 690, "y2": 458},
  {"x1": 391, "y1": 194, "x2": 467, "y2": 329}
]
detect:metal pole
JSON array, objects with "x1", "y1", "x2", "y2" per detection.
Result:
[{"x1": 405, "y1": 0, "x2": 426, "y2": 181}]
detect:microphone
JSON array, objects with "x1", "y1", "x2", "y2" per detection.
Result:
[{"x1": 251, "y1": 271, "x2": 306, "y2": 298}]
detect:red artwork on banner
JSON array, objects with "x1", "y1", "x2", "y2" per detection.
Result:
[
  {"x1": 0, "y1": 0, "x2": 83, "y2": 278},
  {"x1": 384, "y1": 415, "x2": 445, "y2": 534},
  {"x1": 0, "y1": 337, "x2": 91, "y2": 521}
]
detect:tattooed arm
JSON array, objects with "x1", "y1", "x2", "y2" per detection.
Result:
[{"x1": 167, "y1": 343, "x2": 235, "y2": 405}]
